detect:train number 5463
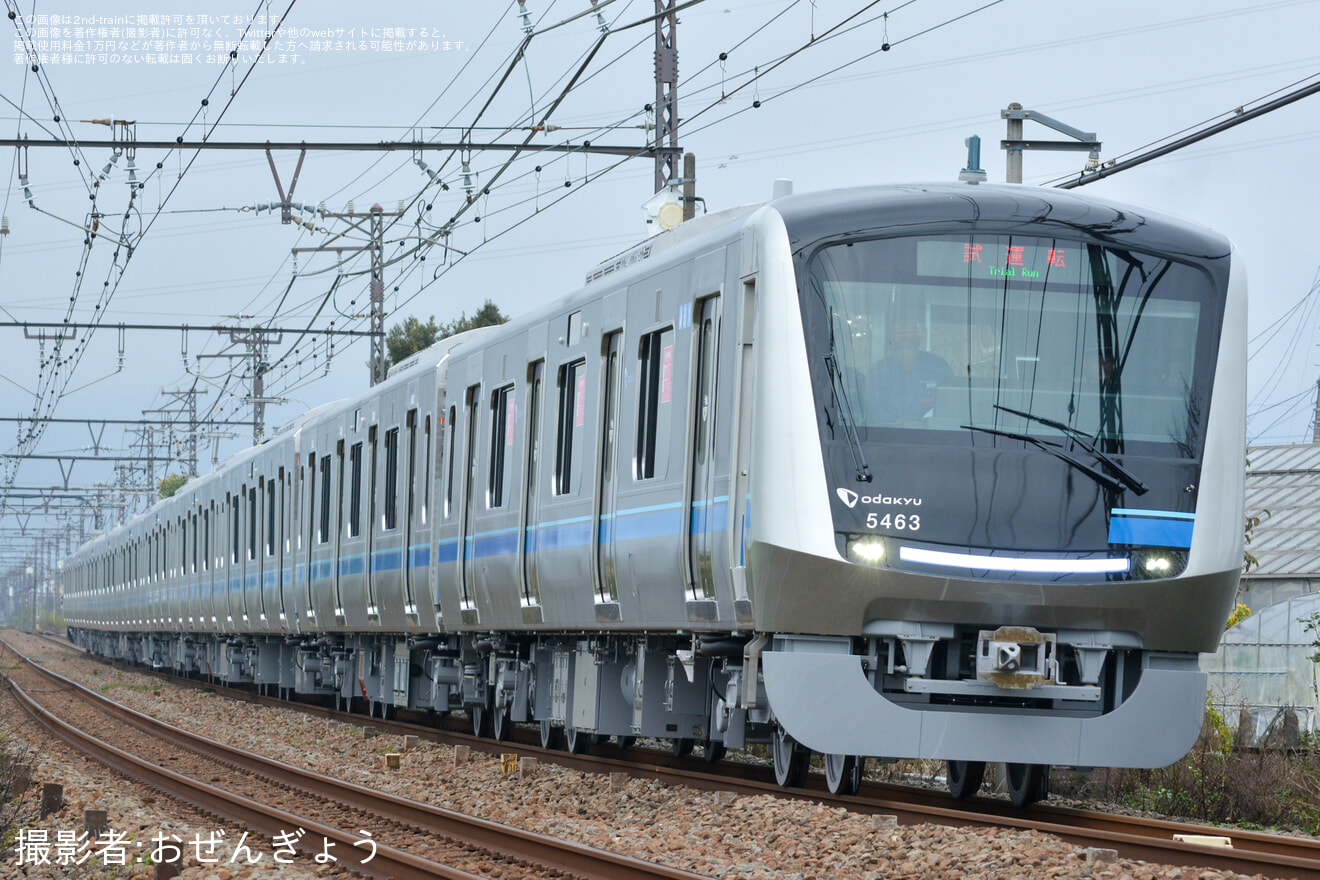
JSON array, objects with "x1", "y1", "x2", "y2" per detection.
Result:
[{"x1": 866, "y1": 513, "x2": 920, "y2": 531}]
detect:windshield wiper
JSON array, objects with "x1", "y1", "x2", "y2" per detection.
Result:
[
  {"x1": 961, "y1": 424, "x2": 1127, "y2": 494},
  {"x1": 825, "y1": 307, "x2": 872, "y2": 483},
  {"x1": 992, "y1": 404, "x2": 1149, "y2": 495}
]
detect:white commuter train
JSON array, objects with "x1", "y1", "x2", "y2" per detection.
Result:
[{"x1": 64, "y1": 182, "x2": 1246, "y2": 806}]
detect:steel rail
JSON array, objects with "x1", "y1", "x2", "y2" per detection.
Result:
[
  {"x1": 38, "y1": 632, "x2": 1320, "y2": 878},
  {"x1": 5, "y1": 639, "x2": 712, "y2": 880},
  {"x1": 1, "y1": 672, "x2": 479, "y2": 880}
]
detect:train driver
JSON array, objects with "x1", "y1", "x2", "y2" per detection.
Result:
[{"x1": 872, "y1": 319, "x2": 952, "y2": 424}]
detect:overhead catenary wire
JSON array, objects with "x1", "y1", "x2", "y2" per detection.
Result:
[
  {"x1": 19, "y1": 1, "x2": 1312, "y2": 535},
  {"x1": 225, "y1": 0, "x2": 1017, "y2": 416},
  {"x1": 0, "y1": 0, "x2": 301, "y2": 525}
]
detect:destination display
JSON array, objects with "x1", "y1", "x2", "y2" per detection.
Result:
[{"x1": 916, "y1": 238, "x2": 1088, "y2": 286}]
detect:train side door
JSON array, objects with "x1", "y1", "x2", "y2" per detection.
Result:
[
  {"x1": 687, "y1": 295, "x2": 722, "y2": 601},
  {"x1": 594, "y1": 331, "x2": 622, "y2": 605},
  {"x1": 521, "y1": 361, "x2": 545, "y2": 612},
  {"x1": 403, "y1": 406, "x2": 421, "y2": 624},
  {"x1": 459, "y1": 384, "x2": 481, "y2": 616}
]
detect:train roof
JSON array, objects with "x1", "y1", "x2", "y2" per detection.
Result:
[{"x1": 771, "y1": 182, "x2": 1233, "y2": 263}]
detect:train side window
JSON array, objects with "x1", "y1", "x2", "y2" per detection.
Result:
[
  {"x1": 266, "y1": 478, "x2": 276, "y2": 557},
  {"x1": 601, "y1": 332, "x2": 621, "y2": 484},
  {"x1": 230, "y1": 494, "x2": 240, "y2": 564},
  {"x1": 635, "y1": 328, "x2": 674, "y2": 479},
  {"x1": 695, "y1": 305, "x2": 717, "y2": 466},
  {"x1": 554, "y1": 359, "x2": 586, "y2": 495},
  {"x1": 203, "y1": 506, "x2": 210, "y2": 571},
  {"x1": 336, "y1": 440, "x2": 347, "y2": 542},
  {"x1": 282, "y1": 468, "x2": 290, "y2": 555},
  {"x1": 181, "y1": 516, "x2": 188, "y2": 574},
  {"x1": 384, "y1": 426, "x2": 399, "y2": 530},
  {"x1": 319, "y1": 455, "x2": 332, "y2": 544},
  {"x1": 349, "y1": 442, "x2": 363, "y2": 537},
  {"x1": 488, "y1": 385, "x2": 514, "y2": 508},
  {"x1": 407, "y1": 409, "x2": 418, "y2": 524},
  {"x1": 444, "y1": 405, "x2": 457, "y2": 518},
  {"x1": 421, "y1": 412, "x2": 432, "y2": 525},
  {"x1": 248, "y1": 485, "x2": 258, "y2": 561}
]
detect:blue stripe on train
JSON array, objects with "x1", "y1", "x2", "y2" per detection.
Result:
[
  {"x1": 429, "y1": 498, "x2": 731, "y2": 565},
  {"x1": 1108, "y1": 512, "x2": 1195, "y2": 548}
]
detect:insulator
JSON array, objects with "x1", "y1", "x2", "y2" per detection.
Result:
[
  {"x1": 98, "y1": 152, "x2": 119, "y2": 181},
  {"x1": 346, "y1": 200, "x2": 355, "y2": 214},
  {"x1": 1, "y1": 217, "x2": 8, "y2": 235}
]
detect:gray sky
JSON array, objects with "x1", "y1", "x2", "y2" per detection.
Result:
[{"x1": 2, "y1": 0, "x2": 1319, "y2": 554}]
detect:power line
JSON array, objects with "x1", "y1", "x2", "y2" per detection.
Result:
[
  {"x1": 1056, "y1": 75, "x2": 1320, "y2": 189},
  {"x1": 0, "y1": 320, "x2": 380, "y2": 336},
  {"x1": 0, "y1": 137, "x2": 658, "y2": 157}
]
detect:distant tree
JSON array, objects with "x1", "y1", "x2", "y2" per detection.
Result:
[
  {"x1": 158, "y1": 473, "x2": 188, "y2": 499},
  {"x1": 443, "y1": 300, "x2": 508, "y2": 337},
  {"x1": 385, "y1": 315, "x2": 441, "y2": 368},
  {"x1": 383, "y1": 300, "x2": 509, "y2": 371}
]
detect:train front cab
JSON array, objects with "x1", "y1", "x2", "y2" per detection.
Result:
[{"x1": 743, "y1": 185, "x2": 1247, "y2": 804}]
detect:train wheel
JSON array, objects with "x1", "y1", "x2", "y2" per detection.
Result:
[
  {"x1": 772, "y1": 727, "x2": 810, "y2": 788},
  {"x1": 825, "y1": 754, "x2": 865, "y2": 796},
  {"x1": 946, "y1": 760, "x2": 986, "y2": 800},
  {"x1": 469, "y1": 705, "x2": 490, "y2": 738},
  {"x1": 539, "y1": 718, "x2": 561, "y2": 750},
  {"x1": 616, "y1": 735, "x2": 637, "y2": 749},
  {"x1": 564, "y1": 726, "x2": 591, "y2": 754},
  {"x1": 672, "y1": 737, "x2": 695, "y2": 758},
  {"x1": 492, "y1": 706, "x2": 512, "y2": 741},
  {"x1": 1004, "y1": 763, "x2": 1049, "y2": 807},
  {"x1": 702, "y1": 738, "x2": 727, "y2": 763}
]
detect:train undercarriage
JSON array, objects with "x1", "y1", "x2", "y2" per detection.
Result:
[{"x1": 68, "y1": 618, "x2": 1194, "y2": 808}]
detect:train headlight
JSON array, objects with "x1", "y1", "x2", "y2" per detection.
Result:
[
  {"x1": 1131, "y1": 548, "x2": 1187, "y2": 579},
  {"x1": 1142, "y1": 555, "x2": 1173, "y2": 575},
  {"x1": 846, "y1": 535, "x2": 887, "y2": 566}
]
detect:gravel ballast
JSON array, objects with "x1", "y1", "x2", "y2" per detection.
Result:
[{"x1": 0, "y1": 633, "x2": 1284, "y2": 879}]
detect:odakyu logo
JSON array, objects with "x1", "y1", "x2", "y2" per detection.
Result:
[{"x1": 836, "y1": 488, "x2": 923, "y2": 508}]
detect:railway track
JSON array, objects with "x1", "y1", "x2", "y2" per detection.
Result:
[
  {"x1": 19, "y1": 629, "x2": 1320, "y2": 879},
  {"x1": 0, "y1": 634, "x2": 710, "y2": 880}
]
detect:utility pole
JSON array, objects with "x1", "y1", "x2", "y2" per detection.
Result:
[
  {"x1": 237, "y1": 328, "x2": 279, "y2": 445},
  {"x1": 369, "y1": 206, "x2": 386, "y2": 385},
  {"x1": 1001, "y1": 103, "x2": 1100, "y2": 184},
  {"x1": 154, "y1": 387, "x2": 200, "y2": 476},
  {"x1": 682, "y1": 152, "x2": 696, "y2": 221},
  {"x1": 654, "y1": 0, "x2": 680, "y2": 193},
  {"x1": 197, "y1": 327, "x2": 285, "y2": 444},
  {"x1": 1004, "y1": 103, "x2": 1023, "y2": 184},
  {"x1": 1313, "y1": 377, "x2": 1320, "y2": 444},
  {"x1": 292, "y1": 203, "x2": 403, "y2": 386}
]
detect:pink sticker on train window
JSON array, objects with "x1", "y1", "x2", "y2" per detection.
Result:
[
  {"x1": 574, "y1": 373, "x2": 587, "y2": 427},
  {"x1": 506, "y1": 394, "x2": 516, "y2": 446},
  {"x1": 660, "y1": 345, "x2": 674, "y2": 404}
]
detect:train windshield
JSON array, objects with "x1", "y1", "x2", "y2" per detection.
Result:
[{"x1": 805, "y1": 234, "x2": 1218, "y2": 458}]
